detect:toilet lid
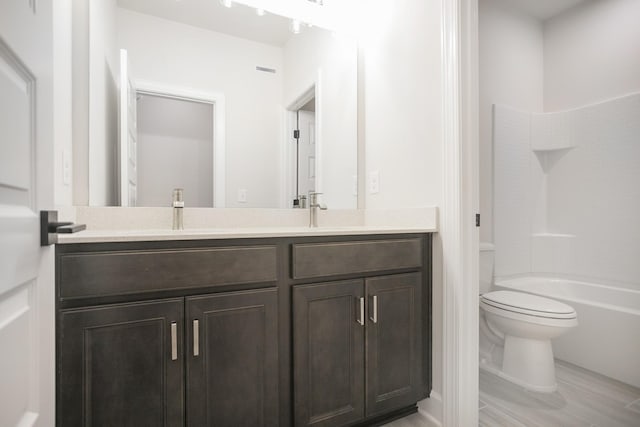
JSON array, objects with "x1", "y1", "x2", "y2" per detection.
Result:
[{"x1": 481, "y1": 290, "x2": 577, "y2": 319}]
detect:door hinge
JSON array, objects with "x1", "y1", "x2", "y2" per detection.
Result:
[
  {"x1": 293, "y1": 129, "x2": 300, "y2": 139},
  {"x1": 475, "y1": 213, "x2": 480, "y2": 227}
]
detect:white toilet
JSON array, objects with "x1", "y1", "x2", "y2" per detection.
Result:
[{"x1": 479, "y1": 243, "x2": 578, "y2": 392}]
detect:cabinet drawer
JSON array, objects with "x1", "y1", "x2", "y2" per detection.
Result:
[
  {"x1": 59, "y1": 246, "x2": 277, "y2": 299},
  {"x1": 292, "y1": 238, "x2": 422, "y2": 279}
]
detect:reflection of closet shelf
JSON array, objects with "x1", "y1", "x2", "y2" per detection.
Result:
[
  {"x1": 532, "y1": 233, "x2": 575, "y2": 238},
  {"x1": 531, "y1": 112, "x2": 575, "y2": 151},
  {"x1": 533, "y1": 146, "x2": 575, "y2": 173},
  {"x1": 531, "y1": 146, "x2": 575, "y2": 153}
]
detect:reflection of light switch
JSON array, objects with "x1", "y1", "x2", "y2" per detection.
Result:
[
  {"x1": 63, "y1": 150, "x2": 71, "y2": 186},
  {"x1": 238, "y1": 189, "x2": 247, "y2": 203},
  {"x1": 369, "y1": 171, "x2": 379, "y2": 194}
]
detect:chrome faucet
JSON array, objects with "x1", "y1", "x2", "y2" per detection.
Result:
[
  {"x1": 172, "y1": 188, "x2": 184, "y2": 230},
  {"x1": 309, "y1": 191, "x2": 327, "y2": 228}
]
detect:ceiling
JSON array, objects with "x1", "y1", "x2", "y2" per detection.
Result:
[
  {"x1": 117, "y1": 0, "x2": 294, "y2": 46},
  {"x1": 506, "y1": 0, "x2": 587, "y2": 20}
]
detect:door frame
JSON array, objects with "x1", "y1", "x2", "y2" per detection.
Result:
[
  {"x1": 134, "y1": 80, "x2": 227, "y2": 207},
  {"x1": 282, "y1": 70, "x2": 323, "y2": 208},
  {"x1": 439, "y1": 0, "x2": 480, "y2": 426}
]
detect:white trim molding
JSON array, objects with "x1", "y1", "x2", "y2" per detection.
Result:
[
  {"x1": 418, "y1": 392, "x2": 443, "y2": 427},
  {"x1": 134, "y1": 80, "x2": 227, "y2": 208},
  {"x1": 440, "y1": 0, "x2": 480, "y2": 426},
  {"x1": 282, "y1": 69, "x2": 324, "y2": 208}
]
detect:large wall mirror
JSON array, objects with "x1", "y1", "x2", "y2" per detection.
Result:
[{"x1": 79, "y1": 0, "x2": 358, "y2": 209}]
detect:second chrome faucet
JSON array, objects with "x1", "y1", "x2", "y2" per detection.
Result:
[
  {"x1": 172, "y1": 188, "x2": 184, "y2": 230},
  {"x1": 308, "y1": 191, "x2": 327, "y2": 227}
]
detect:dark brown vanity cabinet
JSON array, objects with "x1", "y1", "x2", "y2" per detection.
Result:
[
  {"x1": 56, "y1": 242, "x2": 280, "y2": 427},
  {"x1": 58, "y1": 299, "x2": 185, "y2": 427},
  {"x1": 292, "y1": 273, "x2": 422, "y2": 427},
  {"x1": 365, "y1": 273, "x2": 423, "y2": 417},
  {"x1": 57, "y1": 288, "x2": 278, "y2": 427},
  {"x1": 293, "y1": 279, "x2": 366, "y2": 426},
  {"x1": 186, "y1": 289, "x2": 279, "y2": 427},
  {"x1": 56, "y1": 233, "x2": 432, "y2": 427}
]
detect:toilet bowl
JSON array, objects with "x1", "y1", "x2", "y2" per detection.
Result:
[
  {"x1": 479, "y1": 244, "x2": 578, "y2": 392},
  {"x1": 480, "y1": 290, "x2": 577, "y2": 392}
]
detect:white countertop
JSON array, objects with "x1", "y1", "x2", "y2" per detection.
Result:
[
  {"x1": 55, "y1": 206, "x2": 438, "y2": 243},
  {"x1": 57, "y1": 225, "x2": 436, "y2": 244}
]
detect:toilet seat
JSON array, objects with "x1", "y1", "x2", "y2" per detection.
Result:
[
  {"x1": 481, "y1": 290, "x2": 576, "y2": 318},
  {"x1": 481, "y1": 291, "x2": 577, "y2": 325}
]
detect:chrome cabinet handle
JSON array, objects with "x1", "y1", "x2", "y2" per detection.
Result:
[
  {"x1": 357, "y1": 297, "x2": 365, "y2": 326},
  {"x1": 370, "y1": 295, "x2": 378, "y2": 323},
  {"x1": 193, "y1": 319, "x2": 200, "y2": 357},
  {"x1": 171, "y1": 322, "x2": 178, "y2": 361}
]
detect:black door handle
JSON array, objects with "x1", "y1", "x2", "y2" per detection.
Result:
[{"x1": 40, "y1": 210, "x2": 86, "y2": 246}]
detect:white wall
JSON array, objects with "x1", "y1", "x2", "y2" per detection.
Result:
[
  {"x1": 136, "y1": 95, "x2": 213, "y2": 208},
  {"x1": 88, "y1": 0, "x2": 119, "y2": 206},
  {"x1": 71, "y1": 0, "x2": 90, "y2": 206},
  {"x1": 492, "y1": 105, "x2": 536, "y2": 277},
  {"x1": 493, "y1": 94, "x2": 640, "y2": 289},
  {"x1": 361, "y1": 0, "x2": 444, "y2": 421},
  {"x1": 363, "y1": 1, "x2": 442, "y2": 210},
  {"x1": 486, "y1": 0, "x2": 640, "y2": 287},
  {"x1": 117, "y1": 9, "x2": 284, "y2": 208},
  {"x1": 541, "y1": 96, "x2": 640, "y2": 288},
  {"x1": 544, "y1": 0, "x2": 640, "y2": 112},
  {"x1": 283, "y1": 27, "x2": 358, "y2": 209},
  {"x1": 54, "y1": 0, "x2": 73, "y2": 206},
  {"x1": 478, "y1": 0, "x2": 544, "y2": 244}
]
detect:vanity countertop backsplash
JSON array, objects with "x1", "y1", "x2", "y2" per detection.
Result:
[{"x1": 57, "y1": 206, "x2": 438, "y2": 243}]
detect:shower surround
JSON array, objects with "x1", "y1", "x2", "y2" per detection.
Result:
[{"x1": 492, "y1": 93, "x2": 640, "y2": 387}]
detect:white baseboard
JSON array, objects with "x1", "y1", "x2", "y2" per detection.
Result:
[{"x1": 417, "y1": 392, "x2": 443, "y2": 427}]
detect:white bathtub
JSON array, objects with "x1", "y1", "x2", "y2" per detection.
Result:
[{"x1": 493, "y1": 276, "x2": 640, "y2": 389}]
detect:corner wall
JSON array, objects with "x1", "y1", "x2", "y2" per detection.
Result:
[
  {"x1": 117, "y1": 9, "x2": 284, "y2": 208},
  {"x1": 88, "y1": 0, "x2": 119, "y2": 206},
  {"x1": 54, "y1": 0, "x2": 73, "y2": 207},
  {"x1": 487, "y1": 0, "x2": 640, "y2": 285},
  {"x1": 478, "y1": 0, "x2": 544, "y2": 245},
  {"x1": 544, "y1": 0, "x2": 640, "y2": 112},
  {"x1": 363, "y1": 0, "x2": 442, "y2": 210}
]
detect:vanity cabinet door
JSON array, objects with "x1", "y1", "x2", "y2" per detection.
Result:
[
  {"x1": 365, "y1": 273, "x2": 423, "y2": 417},
  {"x1": 58, "y1": 299, "x2": 184, "y2": 427},
  {"x1": 186, "y1": 288, "x2": 279, "y2": 427},
  {"x1": 292, "y1": 280, "x2": 365, "y2": 427}
]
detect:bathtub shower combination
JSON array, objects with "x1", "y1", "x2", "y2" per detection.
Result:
[{"x1": 484, "y1": 93, "x2": 640, "y2": 391}]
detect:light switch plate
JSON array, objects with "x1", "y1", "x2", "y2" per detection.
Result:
[
  {"x1": 369, "y1": 170, "x2": 380, "y2": 194},
  {"x1": 237, "y1": 189, "x2": 247, "y2": 203},
  {"x1": 63, "y1": 149, "x2": 71, "y2": 186}
]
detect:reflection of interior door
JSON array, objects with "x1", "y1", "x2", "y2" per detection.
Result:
[
  {"x1": 136, "y1": 94, "x2": 214, "y2": 207},
  {"x1": 119, "y1": 49, "x2": 137, "y2": 206},
  {"x1": 0, "y1": 1, "x2": 54, "y2": 425},
  {"x1": 297, "y1": 110, "x2": 316, "y2": 198}
]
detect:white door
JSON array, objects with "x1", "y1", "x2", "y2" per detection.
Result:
[
  {"x1": 297, "y1": 110, "x2": 316, "y2": 198},
  {"x1": 119, "y1": 49, "x2": 138, "y2": 206},
  {"x1": 0, "y1": 1, "x2": 55, "y2": 426}
]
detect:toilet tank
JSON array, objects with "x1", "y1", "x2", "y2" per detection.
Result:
[{"x1": 479, "y1": 243, "x2": 495, "y2": 294}]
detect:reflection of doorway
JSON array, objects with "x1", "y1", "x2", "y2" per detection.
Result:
[
  {"x1": 287, "y1": 85, "x2": 317, "y2": 208},
  {"x1": 296, "y1": 99, "x2": 316, "y2": 205},
  {"x1": 136, "y1": 94, "x2": 214, "y2": 207},
  {"x1": 119, "y1": 77, "x2": 226, "y2": 207}
]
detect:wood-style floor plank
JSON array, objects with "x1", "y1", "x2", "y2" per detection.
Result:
[
  {"x1": 384, "y1": 361, "x2": 640, "y2": 426},
  {"x1": 479, "y1": 361, "x2": 640, "y2": 427}
]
